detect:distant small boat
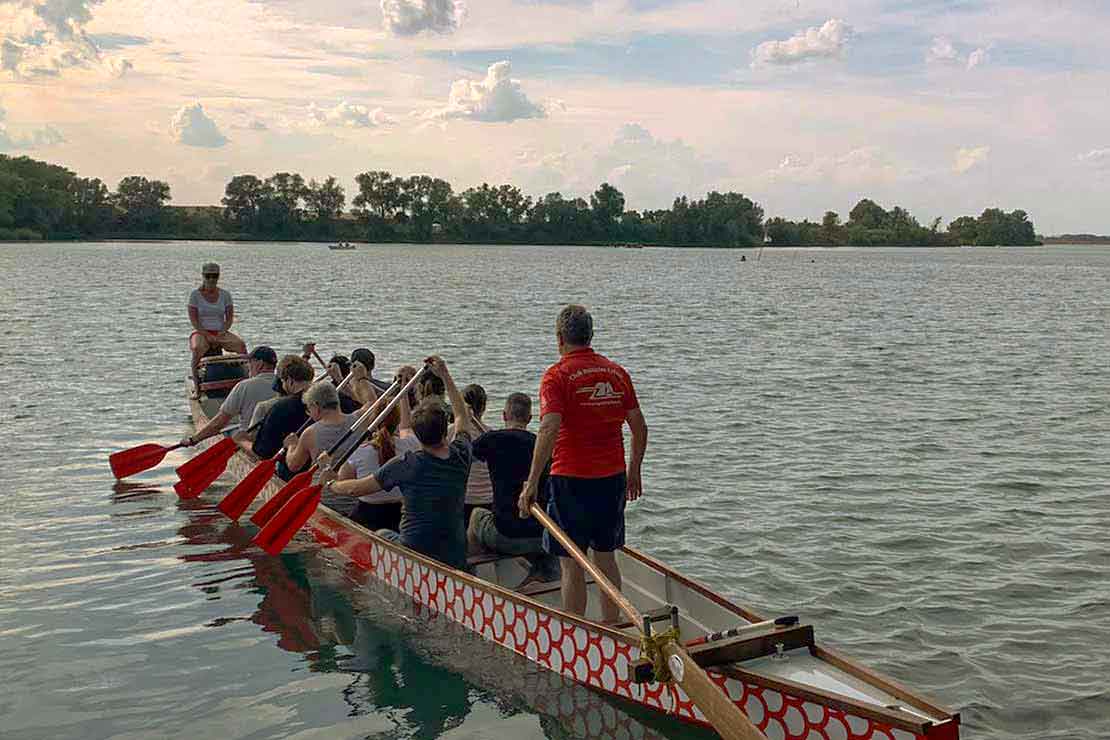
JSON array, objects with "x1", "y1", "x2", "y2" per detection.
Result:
[{"x1": 328, "y1": 242, "x2": 356, "y2": 250}]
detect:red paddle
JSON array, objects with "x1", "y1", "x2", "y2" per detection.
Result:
[
  {"x1": 248, "y1": 467, "x2": 314, "y2": 525},
  {"x1": 109, "y1": 442, "x2": 186, "y2": 479},
  {"x1": 174, "y1": 437, "x2": 239, "y2": 498},
  {"x1": 218, "y1": 371, "x2": 364, "y2": 521},
  {"x1": 252, "y1": 367, "x2": 426, "y2": 555}
]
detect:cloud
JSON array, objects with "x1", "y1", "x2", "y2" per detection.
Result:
[
  {"x1": 169, "y1": 102, "x2": 228, "y2": 148},
  {"x1": 926, "y1": 36, "x2": 959, "y2": 64},
  {"x1": 751, "y1": 19, "x2": 851, "y2": 68},
  {"x1": 1078, "y1": 149, "x2": 1110, "y2": 169},
  {"x1": 426, "y1": 61, "x2": 545, "y2": 123},
  {"x1": 768, "y1": 147, "x2": 903, "y2": 186},
  {"x1": 966, "y1": 46, "x2": 989, "y2": 70},
  {"x1": 954, "y1": 145, "x2": 990, "y2": 174},
  {"x1": 381, "y1": 0, "x2": 465, "y2": 36},
  {"x1": 308, "y1": 100, "x2": 395, "y2": 128},
  {"x1": 0, "y1": 0, "x2": 130, "y2": 78},
  {"x1": 0, "y1": 102, "x2": 64, "y2": 151}
]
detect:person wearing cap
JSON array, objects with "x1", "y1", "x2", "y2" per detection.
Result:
[
  {"x1": 188, "y1": 262, "x2": 247, "y2": 377},
  {"x1": 182, "y1": 345, "x2": 278, "y2": 448}
]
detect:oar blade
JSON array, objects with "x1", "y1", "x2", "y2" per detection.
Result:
[
  {"x1": 175, "y1": 438, "x2": 239, "y2": 499},
  {"x1": 109, "y1": 443, "x2": 170, "y2": 479},
  {"x1": 176, "y1": 437, "x2": 236, "y2": 479},
  {"x1": 249, "y1": 469, "x2": 312, "y2": 527},
  {"x1": 252, "y1": 486, "x2": 321, "y2": 556},
  {"x1": 218, "y1": 457, "x2": 277, "y2": 521}
]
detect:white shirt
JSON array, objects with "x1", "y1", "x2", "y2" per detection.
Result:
[{"x1": 189, "y1": 288, "x2": 232, "y2": 331}]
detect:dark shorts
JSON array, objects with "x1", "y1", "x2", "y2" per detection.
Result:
[{"x1": 543, "y1": 473, "x2": 627, "y2": 557}]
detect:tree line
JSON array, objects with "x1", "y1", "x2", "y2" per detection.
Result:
[{"x1": 0, "y1": 154, "x2": 1039, "y2": 247}]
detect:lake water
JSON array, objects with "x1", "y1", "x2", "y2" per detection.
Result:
[{"x1": 1, "y1": 241, "x2": 1107, "y2": 739}]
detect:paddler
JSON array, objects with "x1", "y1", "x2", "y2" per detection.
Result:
[
  {"x1": 181, "y1": 345, "x2": 277, "y2": 448},
  {"x1": 518, "y1": 305, "x2": 648, "y2": 623}
]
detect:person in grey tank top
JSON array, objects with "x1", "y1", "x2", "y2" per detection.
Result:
[{"x1": 284, "y1": 381, "x2": 357, "y2": 474}]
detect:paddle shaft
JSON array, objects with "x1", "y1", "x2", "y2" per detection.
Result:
[
  {"x1": 527, "y1": 503, "x2": 766, "y2": 740},
  {"x1": 325, "y1": 369, "x2": 427, "y2": 470}
]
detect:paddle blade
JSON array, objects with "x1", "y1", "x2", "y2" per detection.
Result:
[
  {"x1": 250, "y1": 469, "x2": 313, "y2": 527},
  {"x1": 175, "y1": 439, "x2": 239, "y2": 498},
  {"x1": 176, "y1": 437, "x2": 237, "y2": 480},
  {"x1": 218, "y1": 457, "x2": 277, "y2": 521},
  {"x1": 109, "y1": 443, "x2": 173, "y2": 479},
  {"x1": 253, "y1": 486, "x2": 321, "y2": 556}
]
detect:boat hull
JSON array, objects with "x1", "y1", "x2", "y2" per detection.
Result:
[{"x1": 190, "y1": 394, "x2": 959, "y2": 740}]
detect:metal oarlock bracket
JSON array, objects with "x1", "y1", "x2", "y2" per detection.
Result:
[{"x1": 633, "y1": 605, "x2": 681, "y2": 684}]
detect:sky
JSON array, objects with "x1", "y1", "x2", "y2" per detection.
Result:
[{"x1": 2, "y1": 0, "x2": 1110, "y2": 233}]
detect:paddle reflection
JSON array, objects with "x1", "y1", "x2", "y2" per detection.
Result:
[{"x1": 174, "y1": 500, "x2": 706, "y2": 740}]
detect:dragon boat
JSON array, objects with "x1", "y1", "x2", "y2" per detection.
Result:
[{"x1": 190, "y1": 354, "x2": 961, "y2": 740}]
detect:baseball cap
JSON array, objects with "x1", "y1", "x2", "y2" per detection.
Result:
[
  {"x1": 249, "y1": 345, "x2": 278, "y2": 365},
  {"x1": 202, "y1": 262, "x2": 220, "y2": 276}
]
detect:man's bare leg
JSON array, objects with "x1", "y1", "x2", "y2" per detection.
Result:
[
  {"x1": 560, "y1": 557, "x2": 587, "y2": 615},
  {"x1": 591, "y1": 550, "x2": 622, "y2": 624}
]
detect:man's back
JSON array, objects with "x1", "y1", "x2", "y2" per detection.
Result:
[
  {"x1": 253, "y1": 394, "x2": 307, "y2": 459},
  {"x1": 376, "y1": 432, "x2": 472, "y2": 570},
  {"x1": 473, "y1": 429, "x2": 543, "y2": 539},
  {"x1": 221, "y1": 372, "x2": 276, "y2": 428},
  {"x1": 541, "y1": 347, "x2": 639, "y2": 479}
]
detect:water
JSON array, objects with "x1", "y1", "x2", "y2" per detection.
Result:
[{"x1": 1, "y1": 241, "x2": 1108, "y2": 739}]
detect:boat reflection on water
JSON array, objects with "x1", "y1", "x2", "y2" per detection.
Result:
[{"x1": 175, "y1": 498, "x2": 713, "y2": 740}]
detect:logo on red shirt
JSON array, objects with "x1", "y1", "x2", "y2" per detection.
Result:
[{"x1": 575, "y1": 381, "x2": 624, "y2": 402}]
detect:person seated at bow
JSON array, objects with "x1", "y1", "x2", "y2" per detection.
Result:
[
  {"x1": 188, "y1": 262, "x2": 246, "y2": 382},
  {"x1": 319, "y1": 356, "x2": 474, "y2": 571}
]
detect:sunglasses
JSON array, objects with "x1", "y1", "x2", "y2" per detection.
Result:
[{"x1": 203, "y1": 273, "x2": 220, "y2": 279}]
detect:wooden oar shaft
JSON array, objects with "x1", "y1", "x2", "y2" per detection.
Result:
[
  {"x1": 527, "y1": 502, "x2": 767, "y2": 740},
  {"x1": 529, "y1": 504, "x2": 642, "y2": 628}
]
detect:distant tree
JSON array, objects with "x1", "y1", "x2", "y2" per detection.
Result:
[
  {"x1": 260, "y1": 172, "x2": 307, "y2": 234},
  {"x1": 113, "y1": 176, "x2": 172, "y2": 233},
  {"x1": 68, "y1": 177, "x2": 114, "y2": 234},
  {"x1": 352, "y1": 171, "x2": 402, "y2": 221},
  {"x1": 590, "y1": 182, "x2": 625, "y2": 240},
  {"x1": 304, "y1": 177, "x2": 346, "y2": 222},
  {"x1": 820, "y1": 211, "x2": 842, "y2": 245},
  {"x1": 848, "y1": 199, "x2": 888, "y2": 230},
  {"x1": 221, "y1": 175, "x2": 272, "y2": 231},
  {"x1": 947, "y1": 215, "x2": 978, "y2": 245}
]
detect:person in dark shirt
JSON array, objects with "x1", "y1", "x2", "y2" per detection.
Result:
[
  {"x1": 252, "y1": 355, "x2": 314, "y2": 479},
  {"x1": 320, "y1": 356, "x2": 474, "y2": 571},
  {"x1": 468, "y1": 392, "x2": 559, "y2": 583}
]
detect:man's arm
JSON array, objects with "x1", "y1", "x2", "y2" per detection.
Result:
[
  {"x1": 625, "y1": 408, "x2": 648, "y2": 502},
  {"x1": 428, "y1": 356, "x2": 471, "y2": 438},
  {"x1": 325, "y1": 474, "x2": 384, "y2": 497},
  {"x1": 285, "y1": 426, "x2": 315, "y2": 471},
  {"x1": 183, "y1": 410, "x2": 232, "y2": 447},
  {"x1": 518, "y1": 412, "x2": 561, "y2": 518}
]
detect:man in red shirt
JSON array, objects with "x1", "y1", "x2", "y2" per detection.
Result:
[{"x1": 519, "y1": 304, "x2": 648, "y2": 622}]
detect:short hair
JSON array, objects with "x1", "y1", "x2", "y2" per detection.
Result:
[
  {"x1": 504, "y1": 392, "x2": 531, "y2": 423},
  {"x1": 202, "y1": 262, "x2": 220, "y2": 275},
  {"x1": 329, "y1": 354, "x2": 350, "y2": 377},
  {"x1": 556, "y1": 304, "x2": 593, "y2": 346},
  {"x1": 351, "y1": 348, "x2": 375, "y2": 372},
  {"x1": 411, "y1": 399, "x2": 449, "y2": 446},
  {"x1": 303, "y1": 381, "x2": 339, "y2": 410},
  {"x1": 463, "y1": 384, "x2": 487, "y2": 418},
  {"x1": 278, "y1": 354, "x2": 314, "y2": 383},
  {"x1": 418, "y1": 373, "x2": 445, "y2": 400}
]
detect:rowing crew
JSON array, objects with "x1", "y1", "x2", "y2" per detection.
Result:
[{"x1": 183, "y1": 263, "x2": 649, "y2": 622}]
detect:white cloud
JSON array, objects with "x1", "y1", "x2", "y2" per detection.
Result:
[
  {"x1": 769, "y1": 146, "x2": 902, "y2": 185},
  {"x1": 0, "y1": 101, "x2": 64, "y2": 151},
  {"x1": 381, "y1": 0, "x2": 465, "y2": 36},
  {"x1": 169, "y1": 102, "x2": 228, "y2": 148},
  {"x1": 926, "y1": 36, "x2": 959, "y2": 64},
  {"x1": 1078, "y1": 149, "x2": 1110, "y2": 169},
  {"x1": 966, "y1": 47, "x2": 989, "y2": 70},
  {"x1": 751, "y1": 19, "x2": 851, "y2": 68},
  {"x1": 954, "y1": 145, "x2": 990, "y2": 174},
  {"x1": 0, "y1": 0, "x2": 131, "y2": 78},
  {"x1": 427, "y1": 61, "x2": 545, "y2": 123},
  {"x1": 308, "y1": 100, "x2": 395, "y2": 128}
]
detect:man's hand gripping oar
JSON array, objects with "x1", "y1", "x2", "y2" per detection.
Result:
[{"x1": 251, "y1": 365, "x2": 429, "y2": 555}]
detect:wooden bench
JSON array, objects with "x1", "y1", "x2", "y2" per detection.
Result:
[{"x1": 631, "y1": 621, "x2": 814, "y2": 679}]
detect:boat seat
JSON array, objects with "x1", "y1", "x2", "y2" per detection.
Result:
[
  {"x1": 467, "y1": 550, "x2": 509, "y2": 568},
  {"x1": 632, "y1": 621, "x2": 814, "y2": 679}
]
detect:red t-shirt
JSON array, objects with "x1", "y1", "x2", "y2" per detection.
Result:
[{"x1": 540, "y1": 347, "x2": 639, "y2": 478}]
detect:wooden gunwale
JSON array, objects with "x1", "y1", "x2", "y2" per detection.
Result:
[{"x1": 189, "y1": 393, "x2": 959, "y2": 736}]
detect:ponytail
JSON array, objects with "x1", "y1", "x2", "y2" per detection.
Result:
[{"x1": 371, "y1": 405, "x2": 401, "y2": 465}]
